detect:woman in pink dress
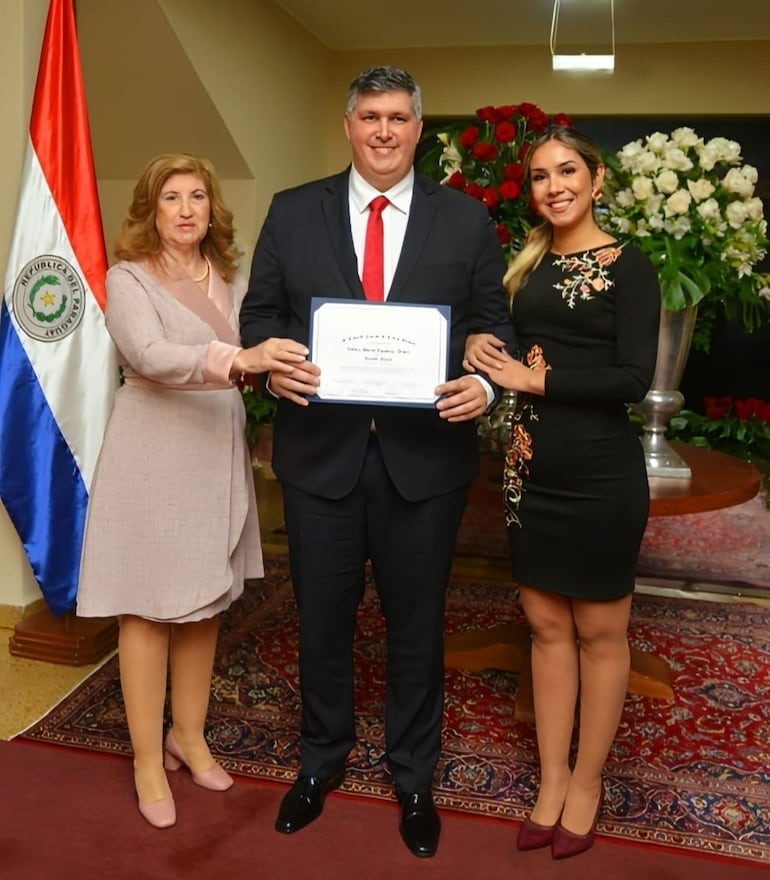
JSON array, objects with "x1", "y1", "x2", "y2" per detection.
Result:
[{"x1": 77, "y1": 153, "x2": 307, "y2": 828}]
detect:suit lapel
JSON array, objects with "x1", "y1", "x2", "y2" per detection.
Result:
[
  {"x1": 321, "y1": 169, "x2": 365, "y2": 300},
  {"x1": 388, "y1": 175, "x2": 437, "y2": 302}
]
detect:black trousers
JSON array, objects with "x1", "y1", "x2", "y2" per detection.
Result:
[{"x1": 281, "y1": 435, "x2": 468, "y2": 791}]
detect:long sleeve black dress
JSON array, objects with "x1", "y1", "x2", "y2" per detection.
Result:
[{"x1": 505, "y1": 243, "x2": 660, "y2": 600}]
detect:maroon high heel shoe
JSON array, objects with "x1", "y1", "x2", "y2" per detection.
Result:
[
  {"x1": 164, "y1": 730, "x2": 233, "y2": 791},
  {"x1": 551, "y1": 786, "x2": 603, "y2": 860},
  {"x1": 517, "y1": 816, "x2": 558, "y2": 850}
]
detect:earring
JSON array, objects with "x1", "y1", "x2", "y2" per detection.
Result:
[
  {"x1": 208, "y1": 222, "x2": 213, "y2": 228},
  {"x1": 592, "y1": 189, "x2": 602, "y2": 202}
]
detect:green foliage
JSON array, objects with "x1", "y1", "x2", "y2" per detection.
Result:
[{"x1": 240, "y1": 382, "x2": 277, "y2": 449}]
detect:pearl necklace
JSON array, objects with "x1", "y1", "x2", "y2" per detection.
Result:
[{"x1": 192, "y1": 257, "x2": 210, "y2": 283}]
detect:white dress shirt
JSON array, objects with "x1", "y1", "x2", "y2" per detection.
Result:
[
  {"x1": 347, "y1": 165, "x2": 493, "y2": 408},
  {"x1": 348, "y1": 165, "x2": 413, "y2": 300}
]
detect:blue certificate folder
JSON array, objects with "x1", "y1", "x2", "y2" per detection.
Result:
[{"x1": 308, "y1": 297, "x2": 451, "y2": 408}]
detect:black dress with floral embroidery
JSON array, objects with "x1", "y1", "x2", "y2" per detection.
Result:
[{"x1": 505, "y1": 243, "x2": 660, "y2": 600}]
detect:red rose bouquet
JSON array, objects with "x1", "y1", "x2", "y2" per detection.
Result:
[{"x1": 417, "y1": 103, "x2": 573, "y2": 260}]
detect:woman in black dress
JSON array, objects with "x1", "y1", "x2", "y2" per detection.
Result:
[{"x1": 466, "y1": 127, "x2": 660, "y2": 859}]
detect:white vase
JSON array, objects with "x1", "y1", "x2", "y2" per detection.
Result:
[{"x1": 632, "y1": 304, "x2": 698, "y2": 478}]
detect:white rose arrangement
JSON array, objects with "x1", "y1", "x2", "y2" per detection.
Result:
[{"x1": 603, "y1": 127, "x2": 770, "y2": 351}]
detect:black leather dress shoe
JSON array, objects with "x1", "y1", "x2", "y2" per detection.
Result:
[
  {"x1": 396, "y1": 789, "x2": 441, "y2": 858},
  {"x1": 274, "y1": 770, "x2": 345, "y2": 834}
]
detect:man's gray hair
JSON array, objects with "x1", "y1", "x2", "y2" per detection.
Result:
[{"x1": 345, "y1": 66, "x2": 422, "y2": 120}]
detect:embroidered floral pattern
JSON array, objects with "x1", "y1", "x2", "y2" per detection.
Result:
[
  {"x1": 553, "y1": 246, "x2": 622, "y2": 308},
  {"x1": 503, "y1": 344, "x2": 549, "y2": 527}
]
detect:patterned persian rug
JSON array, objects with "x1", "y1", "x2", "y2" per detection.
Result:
[{"x1": 19, "y1": 556, "x2": 770, "y2": 864}]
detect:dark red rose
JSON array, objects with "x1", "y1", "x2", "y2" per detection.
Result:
[
  {"x1": 518, "y1": 143, "x2": 531, "y2": 162},
  {"x1": 464, "y1": 183, "x2": 485, "y2": 201},
  {"x1": 446, "y1": 171, "x2": 466, "y2": 188},
  {"x1": 494, "y1": 121, "x2": 517, "y2": 143},
  {"x1": 703, "y1": 395, "x2": 732, "y2": 420},
  {"x1": 482, "y1": 187, "x2": 499, "y2": 210},
  {"x1": 503, "y1": 162, "x2": 525, "y2": 183},
  {"x1": 495, "y1": 224, "x2": 511, "y2": 245},
  {"x1": 494, "y1": 105, "x2": 518, "y2": 121},
  {"x1": 499, "y1": 180, "x2": 522, "y2": 201},
  {"x1": 471, "y1": 141, "x2": 499, "y2": 162},
  {"x1": 237, "y1": 373, "x2": 259, "y2": 391},
  {"x1": 552, "y1": 112, "x2": 573, "y2": 128},
  {"x1": 516, "y1": 102, "x2": 541, "y2": 117},
  {"x1": 755, "y1": 400, "x2": 770, "y2": 422},
  {"x1": 458, "y1": 126, "x2": 480, "y2": 149},
  {"x1": 527, "y1": 108, "x2": 550, "y2": 132},
  {"x1": 475, "y1": 106, "x2": 497, "y2": 123},
  {"x1": 733, "y1": 398, "x2": 755, "y2": 420}
]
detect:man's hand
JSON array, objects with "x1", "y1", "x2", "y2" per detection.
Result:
[
  {"x1": 435, "y1": 375, "x2": 488, "y2": 422},
  {"x1": 268, "y1": 360, "x2": 321, "y2": 407}
]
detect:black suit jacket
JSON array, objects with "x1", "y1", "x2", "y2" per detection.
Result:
[{"x1": 240, "y1": 169, "x2": 515, "y2": 502}]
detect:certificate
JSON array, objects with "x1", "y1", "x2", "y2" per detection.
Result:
[{"x1": 309, "y1": 298, "x2": 450, "y2": 407}]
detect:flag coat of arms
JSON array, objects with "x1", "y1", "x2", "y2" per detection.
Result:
[{"x1": 0, "y1": 0, "x2": 118, "y2": 615}]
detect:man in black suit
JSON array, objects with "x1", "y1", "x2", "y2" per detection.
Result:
[{"x1": 240, "y1": 65, "x2": 514, "y2": 858}]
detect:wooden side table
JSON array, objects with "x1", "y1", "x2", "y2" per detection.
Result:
[{"x1": 444, "y1": 443, "x2": 762, "y2": 722}]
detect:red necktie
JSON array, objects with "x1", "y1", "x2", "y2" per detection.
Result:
[{"x1": 362, "y1": 196, "x2": 389, "y2": 301}]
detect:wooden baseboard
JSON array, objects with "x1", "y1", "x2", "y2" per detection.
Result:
[{"x1": 9, "y1": 607, "x2": 118, "y2": 666}]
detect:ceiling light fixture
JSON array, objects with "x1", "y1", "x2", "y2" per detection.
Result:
[{"x1": 550, "y1": 0, "x2": 616, "y2": 72}]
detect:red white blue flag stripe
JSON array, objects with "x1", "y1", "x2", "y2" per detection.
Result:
[{"x1": 0, "y1": 0, "x2": 118, "y2": 615}]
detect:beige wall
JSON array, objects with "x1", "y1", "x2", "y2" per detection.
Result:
[
  {"x1": 0, "y1": 0, "x2": 768, "y2": 608},
  {"x1": 325, "y1": 42, "x2": 770, "y2": 166},
  {"x1": 0, "y1": 0, "x2": 50, "y2": 608}
]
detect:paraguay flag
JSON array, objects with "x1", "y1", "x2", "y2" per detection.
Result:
[{"x1": 0, "y1": 0, "x2": 118, "y2": 616}]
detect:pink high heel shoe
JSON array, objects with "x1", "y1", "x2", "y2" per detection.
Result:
[
  {"x1": 164, "y1": 729, "x2": 233, "y2": 791},
  {"x1": 138, "y1": 796, "x2": 176, "y2": 829},
  {"x1": 134, "y1": 761, "x2": 176, "y2": 829}
]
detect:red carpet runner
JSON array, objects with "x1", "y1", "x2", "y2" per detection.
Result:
[{"x1": 18, "y1": 555, "x2": 770, "y2": 865}]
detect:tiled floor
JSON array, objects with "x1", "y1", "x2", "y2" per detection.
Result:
[{"x1": 0, "y1": 604, "x2": 103, "y2": 740}]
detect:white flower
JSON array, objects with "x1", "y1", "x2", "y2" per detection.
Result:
[
  {"x1": 759, "y1": 286, "x2": 770, "y2": 301},
  {"x1": 671, "y1": 127, "x2": 702, "y2": 149},
  {"x1": 662, "y1": 146, "x2": 694, "y2": 172},
  {"x1": 696, "y1": 198, "x2": 722, "y2": 223},
  {"x1": 632, "y1": 177, "x2": 654, "y2": 200},
  {"x1": 687, "y1": 178, "x2": 715, "y2": 201},
  {"x1": 439, "y1": 141, "x2": 464, "y2": 180},
  {"x1": 655, "y1": 169, "x2": 679, "y2": 194},
  {"x1": 665, "y1": 215, "x2": 692, "y2": 238},
  {"x1": 725, "y1": 200, "x2": 749, "y2": 229},
  {"x1": 636, "y1": 150, "x2": 661, "y2": 175},
  {"x1": 615, "y1": 188, "x2": 636, "y2": 208},
  {"x1": 741, "y1": 164, "x2": 759, "y2": 186},
  {"x1": 617, "y1": 139, "x2": 644, "y2": 169},
  {"x1": 723, "y1": 167, "x2": 754, "y2": 198},
  {"x1": 646, "y1": 132, "x2": 669, "y2": 154},
  {"x1": 666, "y1": 189, "x2": 693, "y2": 221},
  {"x1": 747, "y1": 197, "x2": 764, "y2": 222}
]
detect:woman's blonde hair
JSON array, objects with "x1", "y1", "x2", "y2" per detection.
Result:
[
  {"x1": 503, "y1": 127, "x2": 604, "y2": 304},
  {"x1": 114, "y1": 153, "x2": 240, "y2": 282}
]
